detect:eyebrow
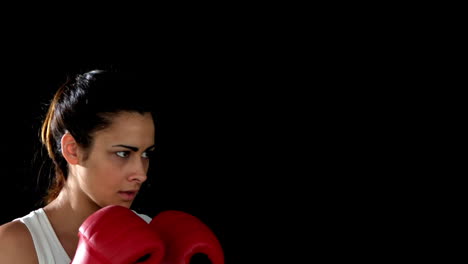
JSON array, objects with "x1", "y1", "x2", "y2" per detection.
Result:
[{"x1": 112, "y1": 144, "x2": 156, "y2": 152}]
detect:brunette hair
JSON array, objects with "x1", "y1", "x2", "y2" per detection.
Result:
[{"x1": 40, "y1": 69, "x2": 155, "y2": 204}]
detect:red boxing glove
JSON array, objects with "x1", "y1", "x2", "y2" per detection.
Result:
[
  {"x1": 72, "y1": 205, "x2": 165, "y2": 264},
  {"x1": 149, "y1": 210, "x2": 224, "y2": 264}
]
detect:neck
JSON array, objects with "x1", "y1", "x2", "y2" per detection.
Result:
[{"x1": 43, "y1": 182, "x2": 100, "y2": 237}]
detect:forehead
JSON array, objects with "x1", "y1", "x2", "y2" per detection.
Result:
[{"x1": 93, "y1": 111, "x2": 155, "y2": 145}]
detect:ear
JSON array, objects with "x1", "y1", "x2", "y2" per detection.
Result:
[{"x1": 61, "y1": 132, "x2": 80, "y2": 165}]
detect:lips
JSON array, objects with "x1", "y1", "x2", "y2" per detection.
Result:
[{"x1": 118, "y1": 190, "x2": 138, "y2": 201}]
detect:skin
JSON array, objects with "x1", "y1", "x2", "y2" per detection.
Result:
[{"x1": 0, "y1": 111, "x2": 155, "y2": 263}]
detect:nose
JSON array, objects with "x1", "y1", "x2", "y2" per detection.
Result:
[{"x1": 128, "y1": 158, "x2": 148, "y2": 183}]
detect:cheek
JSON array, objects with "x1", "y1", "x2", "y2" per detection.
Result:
[
  {"x1": 96, "y1": 163, "x2": 123, "y2": 182},
  {"x1": 86, "y1": 159, "x2": 122, "y2": 185},
  {"x1": 96, "y1": 153, "x2": 123, "y2": 171},
  {"x1": 144, "y1": 159, "x2": 150, "y2": 171}
]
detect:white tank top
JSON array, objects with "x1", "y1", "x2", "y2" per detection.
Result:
[{"x1": 15, "y1": 208, "x2": 152, "y2": 264}]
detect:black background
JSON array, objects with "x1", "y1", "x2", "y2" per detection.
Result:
[
  {"x1": 0, "y1": 62, "x2": 284, "y2": 263},
  {"x1": 0, "y1": 13, "x2": 436, "y2": 263}
]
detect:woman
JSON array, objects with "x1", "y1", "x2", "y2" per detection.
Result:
[{"x1": 0, "y1": 69, "x2": 157, "y2": 263}]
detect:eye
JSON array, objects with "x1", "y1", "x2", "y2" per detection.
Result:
[
  {"x1": 116, "y1": 151, "x2": 130, "y2": 158},
  {"x1": 142, "y1": 150, "x2": 154, "y2": 159}
]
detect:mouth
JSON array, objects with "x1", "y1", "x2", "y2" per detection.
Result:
[{"x1": 118, "y1": 190, "x2": 138, "y2": 201}]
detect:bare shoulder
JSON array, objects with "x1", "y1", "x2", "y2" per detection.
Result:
[{"x1": 0, "y1": 220, "x2": 38, "y2": 263}]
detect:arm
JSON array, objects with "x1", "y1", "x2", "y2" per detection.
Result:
[{"x1": 0, "y1": 221, "x2": 39, "y2": 264}]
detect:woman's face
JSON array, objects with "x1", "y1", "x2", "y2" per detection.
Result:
[{"x1": 75, "y1": 111, "x2": 155, "y2": 208}]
